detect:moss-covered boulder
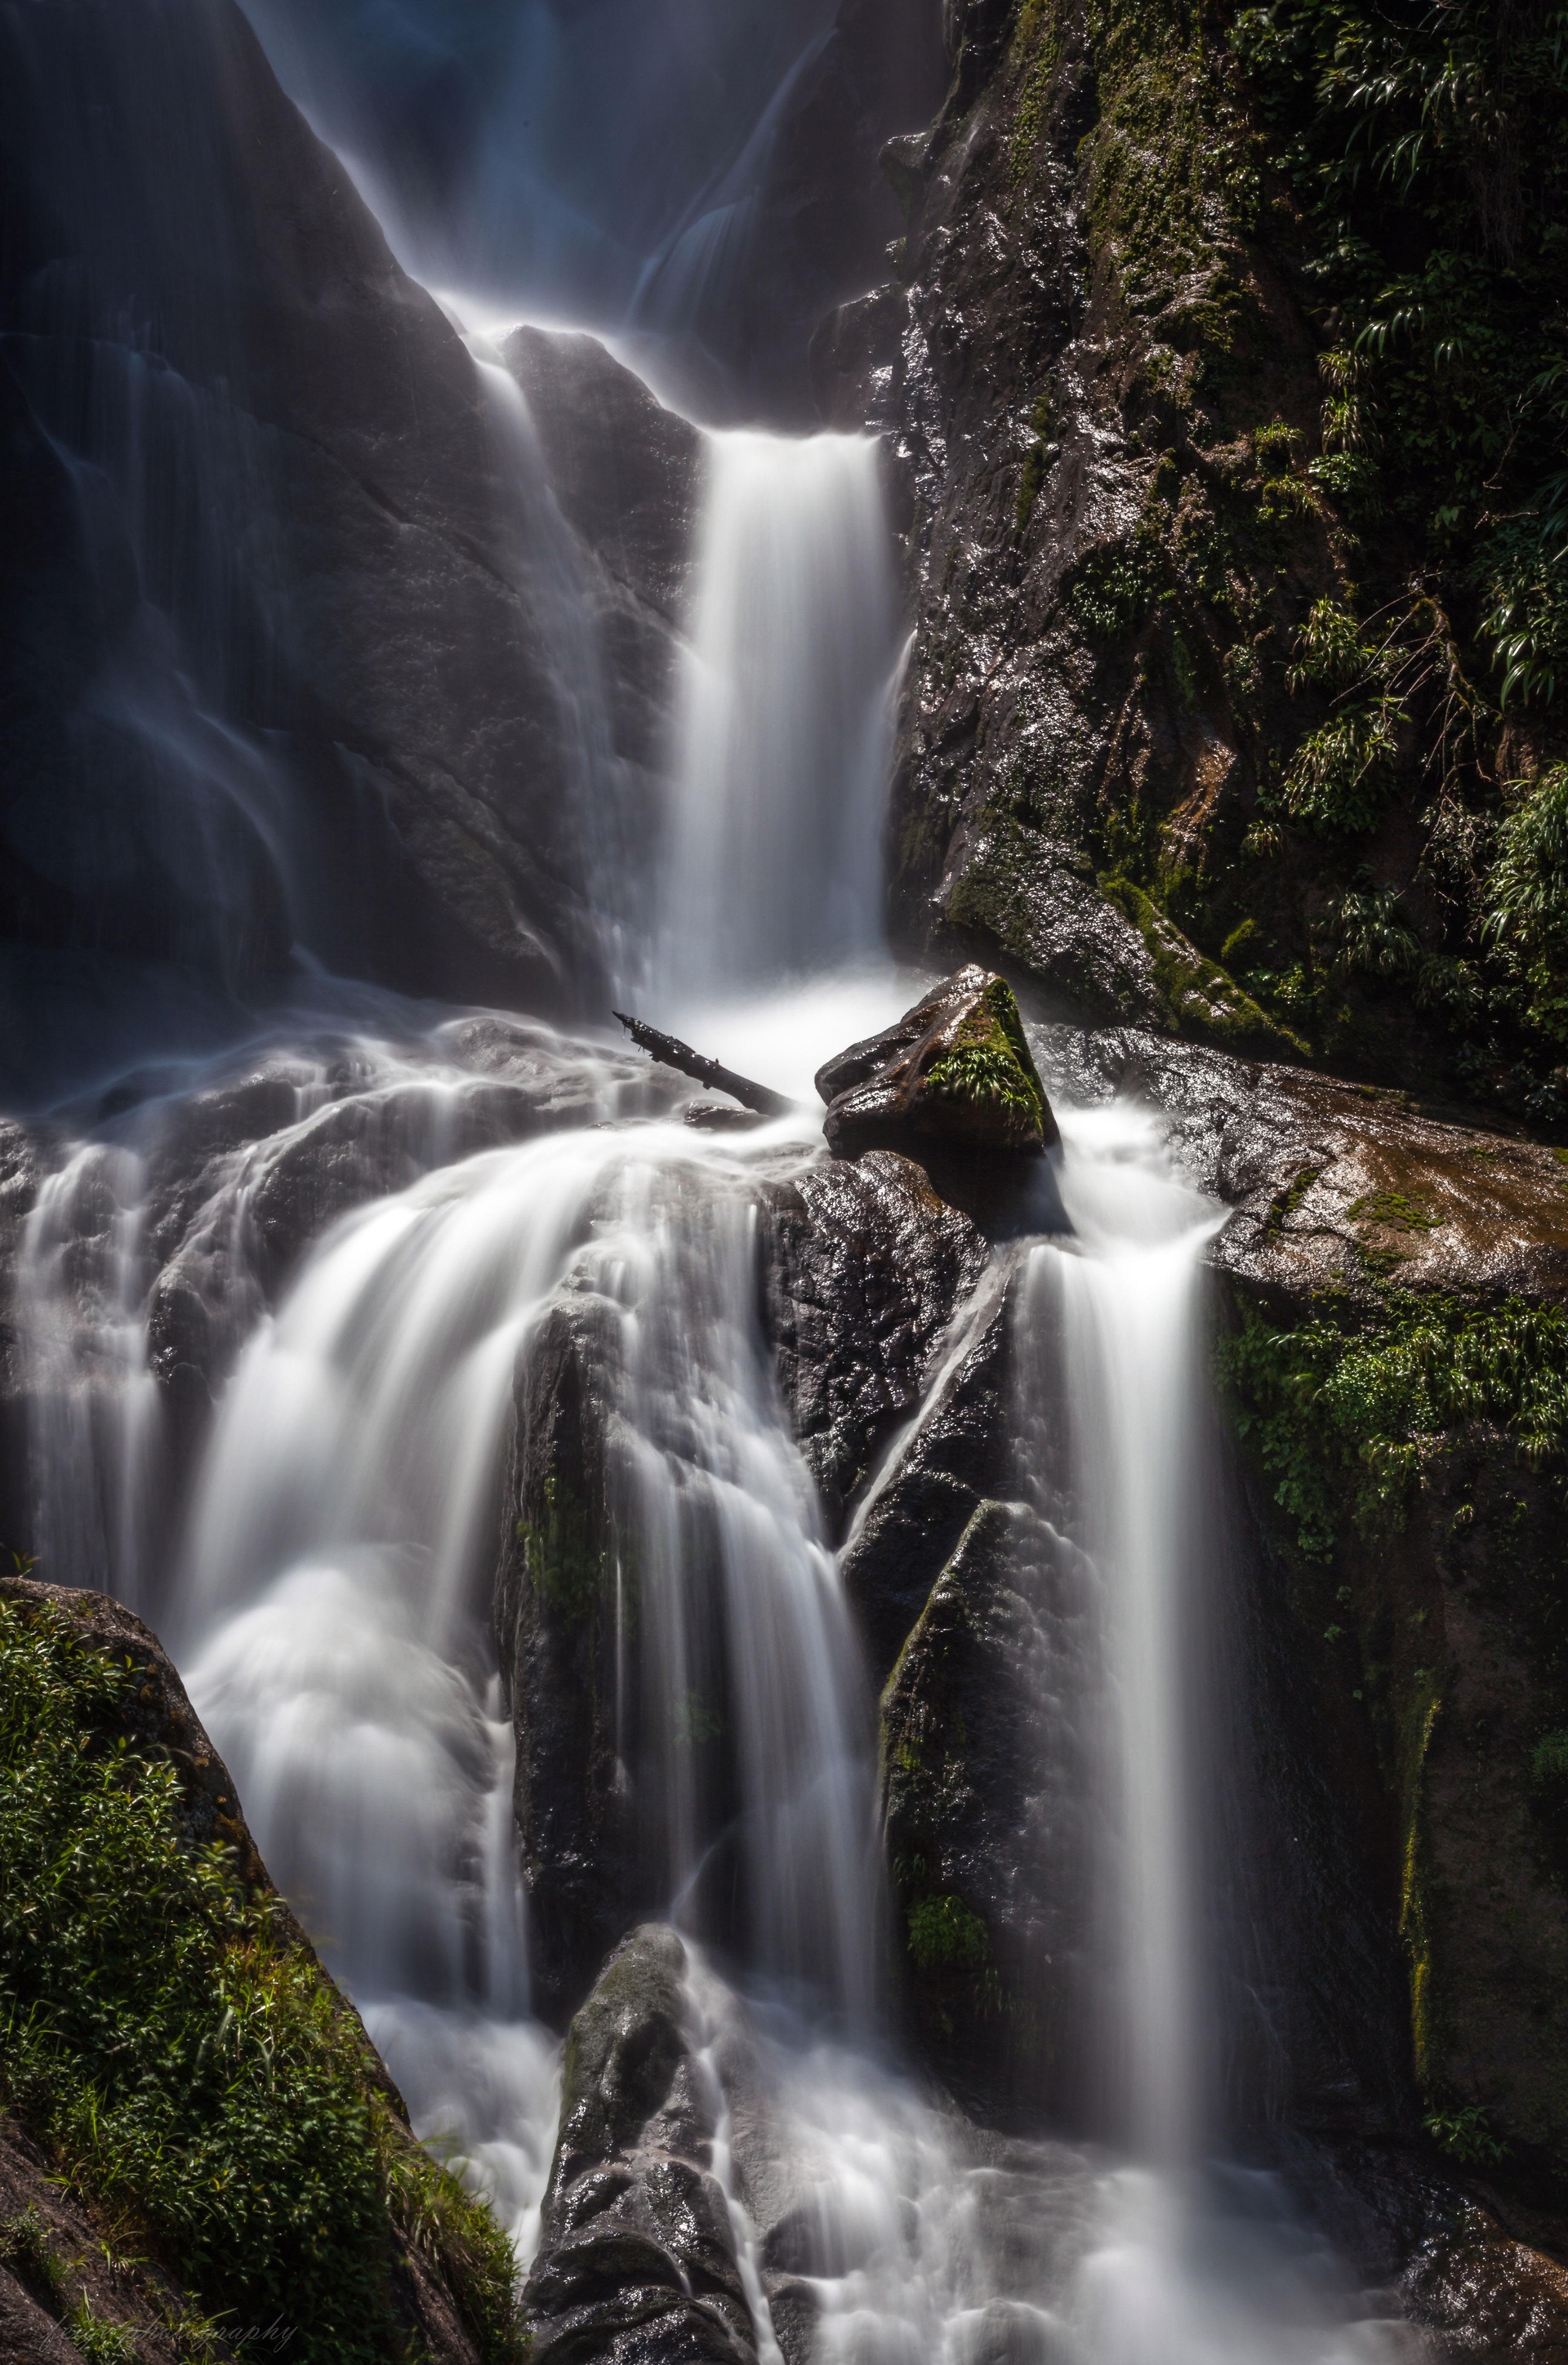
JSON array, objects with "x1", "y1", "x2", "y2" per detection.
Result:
[
  {"x1": 0, "y1": 1574, "x2": 519, "y2": 2365},
  {"x1": 816, "y1": 966, "x2": 1058, "y2": 1159}
]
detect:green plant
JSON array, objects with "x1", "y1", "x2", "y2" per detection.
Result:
[
  {"x1": 0, "y1": 1598, "x2": 522, "y2": 2365},
  {"x1": 0, "y1": 2202, "x2": 68, "y2": 2301},
  {"x1": 906, "y1": 1894, "x2": 991, "y2": 1971},
  {"x1": 1423, "y1": 2104, "x2": 1507, "y2": 2166},
  {"x1": 1015, "y1": 441, "x2": 1047, "y2": 533},
  {"x1": 1321, "y1": 882, "x2": 1421, "y2": 980},
  {"x1": 66, "y1": 2296, "x2": 140, "y2": 2365},
  {"x1": 1284, "y1": 706, "x2": 1400, "y2": 834},
  {"x1": 1218, "y1": 1292, "x2": 1568, "y2": 1560},
  {"x1": 519, "y1": 1476, "x2": 605, "y2": 1626},
  {"x1": 1486, "y1": 764, "x2": 1568, "y2": 959},
  {"x1": 1067, "y1": 537, "x2": 1162, "y2": 641}
]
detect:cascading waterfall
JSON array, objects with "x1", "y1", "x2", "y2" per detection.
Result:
[{"x1": 10, "y1": 373, "x2": 1425, "y2": 2358}]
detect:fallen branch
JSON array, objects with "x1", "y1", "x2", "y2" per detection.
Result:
[{"x1": 612, "y1": 1013, "x2": 793, "y2": 1117}]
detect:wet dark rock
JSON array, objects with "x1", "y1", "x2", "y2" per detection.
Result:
[
  {"x1": 496, "y1": 1295, "x2": 644, "y2": 2027},
  {"x1": 880, "y1": 1499, "x2": 1096, "y2": 2131},
  {"x1": 523, "y1": 1926, "x2": 759, "y2": 2365},
  {"x1": 817, "y1": 967, "x2": 1058, "y2": 1161},
  {"x1": 1039, "y1": 1023, "x2": 1568, "y2": 1307},
  {"x1": 0, "y1": 0, "x2": 650, "y2": 1045},
  {"x1": 760, "y1": 1149, "x2": 989, "y2": 1539},
  {"x1": 837, "y1": 1266, "x2": 1012, "y2": 1686}
]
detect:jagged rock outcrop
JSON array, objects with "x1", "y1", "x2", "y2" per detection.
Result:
[
  {"x1": 523, "y1": 1927, "x2": 828, "y2": 2365},
  {"x1": 760, "y1": 1148, "x2": 989, "y2": 1538},
  {"x1": 494, "y1": 1292, "x2": 643, "y2": 2025}
]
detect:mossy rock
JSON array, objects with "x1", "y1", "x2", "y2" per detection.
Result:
[
  {"x1": 1099, "y1": 875, "x2": 1307, "y2": 1059},
  {"x1": 817, "y1": 966, "x2": 1058, "y2": 1159}
]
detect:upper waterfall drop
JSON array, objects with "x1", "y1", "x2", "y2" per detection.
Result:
[{"x1": 658, "y1": 431, "x2": 901, "y2": 997}]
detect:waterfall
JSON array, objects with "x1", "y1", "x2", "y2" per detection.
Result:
[{"x1": 658, "y1": 431, "x2": 900, "y2": 997}]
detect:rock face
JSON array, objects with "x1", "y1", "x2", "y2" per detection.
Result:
[
  {"x1": 523, "y1": 1926, "x2": 760, "y2": 2365},
  {"x1": 1030, "y1": 1021, "x2": 1568, "y2": 2209},
  {"x1": 0, "y1": 0, "x2": 706, "y2": 1091},
  {"x1": 817, "y1": 967, "x2": 1059, "y2": 1159},
  {"x1": 495, "y1": 1293, "x2": 644, "y2": 2026}
]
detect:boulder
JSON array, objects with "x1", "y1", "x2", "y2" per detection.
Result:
[
  {"x1": 879, "y1": 1499, "x2": 1098, "y2": 2130},
  {"x1": 523, "y1": 1926, "x2": 759, "y2": 2365},
  {"x1": 817, "y1": 967, "x2": 1058, "y2": 1160},
  {"x1": 0, "y1": 1572, "x2": 489, "y2": 2363}
]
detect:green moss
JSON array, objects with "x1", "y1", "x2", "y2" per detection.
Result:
[
  {"x1": 906, "y1": 1894, "x2": 991, "y2": 1972},
  {"x1": 924, "y1": 976, "x2": 1049, "y2": 1138},
  {"x1": 1015, "y1": 441, "x2": 1047, "y2": 533},
  {"x1": 1217, "y1": 1291, "x2": 1568, "y2": 1560},
  {"x1": 519, "y1": 1476, "x2": 605, "y2": 1627},
  {"x1": 1348, "y1": 1189, "x2": 1443, "y2": 1236},
  {"x1": 1100, "y1": 875, "x2": 1306, "y2": 1055},
  {"x1": 0, "y1": 1598, "x2": 523, "y2": 2365},
  {"x1": 1009, "y1": 1, "x2": 1062, "y2": 187}
]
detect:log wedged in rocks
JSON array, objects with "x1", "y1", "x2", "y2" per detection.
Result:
[{"x1": 614, "y1": 1013, "x2": 794, "y2": 1118}]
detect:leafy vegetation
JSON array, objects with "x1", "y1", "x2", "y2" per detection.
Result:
[
  {"x1": 925, "y1": 976, "x2": 1049, "y2": 1134},
  {"x1": 1220, "y1": 0, "x2": 1568, "y2": 1106},
  {"x1": 906, "y1": 1893, "x2": 991, "y2": 1972},
  {"x1": 1217, "y1": 1290, "x2": 1568, "y2": 1558},
  {"x1": 0, "y1": 1597, "x2": 522, "y2": 2365}
]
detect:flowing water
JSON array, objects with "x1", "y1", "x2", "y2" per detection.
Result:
[{"x1": 10, "y1": 262, "x2": 1423, "y2": 2362}]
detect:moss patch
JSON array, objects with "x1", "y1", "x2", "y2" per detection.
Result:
[
  {"x1": 1100, "y1": 875, "x2": 1305, "y2": 1056},
  {"x1": 519, "y1": 1475, "x2": 607, "y2": 1627},
  {"x1": 924, "y1": 975, "x2": 1049, "y2": 1142}
]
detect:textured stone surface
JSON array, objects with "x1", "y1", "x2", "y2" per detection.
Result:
[
  {"x1": 523, "y1": 1926, "x2": 758, "y2": 2365},
  {"x1": 495, "y1": 1294, "x2": 643, "y2": 2026},
  {"x1": 761, "y1": 1148, "x2": 989, "y2": 1538},
  {"x1": 0, "y1": 0, "x2": 681, "y2": 1065},
  {"x1": 1038, "y1": 1023, "x2": 1568, "y2": 1307}
]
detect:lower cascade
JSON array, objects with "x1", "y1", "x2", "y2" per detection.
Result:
[{"x1": 6, "y1": 7, "x2": 1568, "y2": 2359}]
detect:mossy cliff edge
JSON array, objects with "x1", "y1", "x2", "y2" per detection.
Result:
[{"x1": 818, "y1": 0, "x2": 1568, "y2": 1120}]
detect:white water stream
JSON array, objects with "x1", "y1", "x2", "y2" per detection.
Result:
[{"x1": 10, "y1": 396, "x2": 1422, "y2": 2360}]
